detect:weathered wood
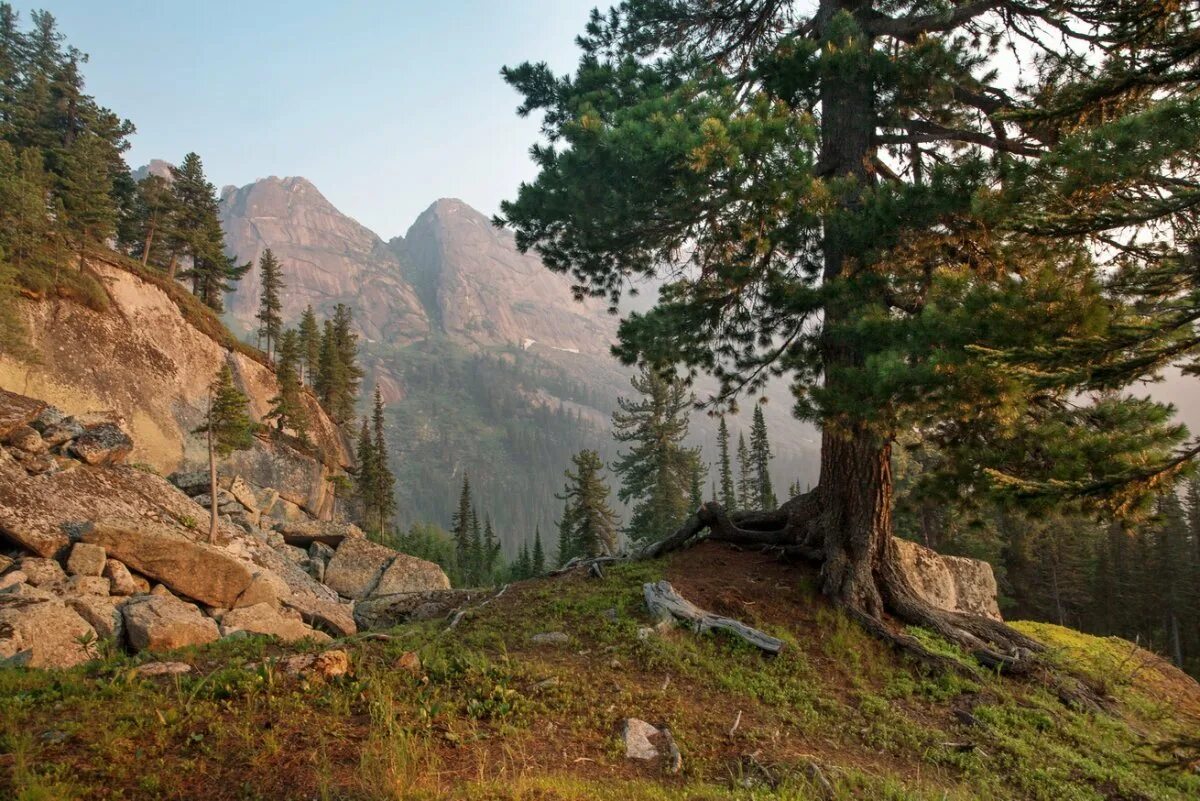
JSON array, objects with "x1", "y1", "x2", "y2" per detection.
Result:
[{"x1": 643, "y1": 580, "x2": 784, "y2": 655}]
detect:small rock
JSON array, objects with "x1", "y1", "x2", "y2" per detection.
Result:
[
  {"x1": 6, "y1": 425, "x2": 46, "y2": 454},
  {"x1": 602, "y1": 607, "x2": 619, "y2": 623},
  {"x1": 69, "y1": 423, "x2": 133, "y2": 466},
  {"x1": 104, "y1": 559, "x2": 139, "y2": 596},
  {"x1": 17, "y1": 557, "x2": 67, "y2": 588},
  {"x1": 531, "y1": 631, "x2": 570, "y2": 646},
  {"x1": 226, "y1": 476, "x2": 259, "y2": 514},
  {"x1": 276, "y1": 649, "x2": 350, "y2": 680},
  {"x1": 255, "y1": 488, "x2": 280, "y2": 516},
  {"x1": 622, "y1": 718, "x2": 662, "y2": 760},
  {"x1": 67, "y1": 543, "x2": 108, "y2": 576},
  {"x1": 308, "y1": 541, "x2": 335, "y2": 562},
  {"x1": 0, "y1": 570, "x2": 28, "y2": 593},
  {"x1": 66, "y1": 596, "x2": 124, "y2": 639},
  {"x1": 167, "y1": 470, "x2": 210, "y2": 497},
  {"x1": 67, "y1": 575, "x2": 111, "y2": 596},
  {"x1": 149, "y1": 583, "x2": 174, "y2": 598},
  {"x1": 134, "y1": 661, "x2": 193, "y2": 677},
  {"x1": 532, "y1": 676, "x2": 560, "y2": 692},
  {"x1": 0, "y1": 554, "x2": 12, "y2": 573},
  {"x1": 16, "y1": 453, "x2": 56, "y2": 475},
  {"x1": 194, "y1": 490, "x2": 236, "y2": 509},
  {"x1": 396, "y1": 651, "x2": 422, "y2": 674},
  {"x1": 28, "y1": 405, "x2": 66, "y2": 434},
  {"x1": 122, "y1": 595, "x2": 220, "y2": 652},
  {"x1": 38, "y1": 417, "x2": 85, "y2": 448}
]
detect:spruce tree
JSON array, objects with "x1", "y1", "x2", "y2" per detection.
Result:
[
  {"x1": 482, "y1": 516, "x2": 501, "y2": 582},
  {"x1": 468, "y1": 507, "x2": 483, "y2": 585},
  {"x1": 498, "y1": 0, "x2": 1200, "y2": 661},
  {"x1": 255, "y1": 247, "x2": 284, "y2": 362},
  {"x1": 611, "y1": 366, "x2": 700, "y2": 540},
  {"x1": 716, "y1": 415, "x2": 737, "y2": 510},
  {"x1": 58, "y1": 131, "x2": 115, "y2": 268},
  {"x1": 558, "y1": 449, "x2": 620, "y2": 558},
  {"x1": 193, "y1": 364, "x2": 255, "y2": 543},
  {"x1": 735, "y1": 433, "x2": 754, "y2": 511},
  {"x1": 265, "y1": 328, "x2": 308, "y2": 441},
  {"x1": 129, "y1": 173, "x2": 176, "y2": 269},
  {"x1": 370, "y1": 386, "x2": 396, "y2": 537},
  {"x1": 451, "y1": 475, "x2": 473, "y2": 581},
  {"x1": 531, "y1": 526, "x2": 546, "y2": 575},
  {"x1": 353, "y1": 417, "x2": 378, "y2": 538},
  {"x1": 749, "y1": 405, "x2": 776, "y2": 510},
  {"x1": 298, "y1": 304, "x2": 320, "y2": 386},
  {"x1": 171, "y1": 152, "x2": 247, "y2": 307}
]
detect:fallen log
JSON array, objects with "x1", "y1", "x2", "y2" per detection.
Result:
[{"x1": 642, "y1": 580, "x2": 784, "y2": 655}]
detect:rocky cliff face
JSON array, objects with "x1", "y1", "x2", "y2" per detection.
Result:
[
  {"x1": 219, "y1": 177, "x2": 430, "y2": 343},
  {"x1": 0, "y1": 257, "x2": 350, "y2": 519}
]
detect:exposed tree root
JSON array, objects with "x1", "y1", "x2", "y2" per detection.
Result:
[{"x1": 628, "y1": 494, "x2": 1110, "y2": 711}]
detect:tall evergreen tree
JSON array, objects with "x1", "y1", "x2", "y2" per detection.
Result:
[
  {"x1": 558, "y1": 449, "x2": 621, "y2": 558},
  {"x1": 128, "y1": 173, "x2": 175, "y2": 269},
  {"x1": 354, "y1": 417, "x2": 379, "y2": 539},
  {"x1": 531, "y1": 526, "x2": 546, "y2": 575},
  {"x1": 482, "y1": 516, "x2": 501, "y2": 582},
  {"x1": 451, "y1": 475, "x2": 473, "y2": 580},
  {"x1": 265, "y1": 327, "x2": 308, "y2": 440},
  {"x1": 611, "y1": 366, "x2": 700, "y2": 540},
  {"x1": 58, "y1": 131, "x2": 114, "y2": 268},
  {"x1": 370, "y1": 386, "x2": 396, "y2": 537},
  {"x1": 556, "y1": 506, "x2": 576, "y2": 567},
  {"x1": 255, "y1": 247, "x2": 284, "y2": 362},
  {"x1": 500, "y1": 0, "x2": 1200, "y2": 661},
  {"x1": 193, "y1": 364, "x2": 255, "y2": 543},
  {"x1": 298, "y1": 304, "x2": 320, "y2": 386},
  {"x1": 749, "y1": 405, "x2": 776, "y2": 510},
  {"x1": 735, "y1": 433, "x2": 754, "y2": 510},
  {"x1": 716, "y1": 415, "x2": 737, "y2": 510}
]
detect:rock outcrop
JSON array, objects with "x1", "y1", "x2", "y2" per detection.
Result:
[
  {"x1": 323, "y1": 538, "x2": 449, "y2": 601},
  {"x1": 893, "y1": 538, "x2": 1003, "y2": 621}
]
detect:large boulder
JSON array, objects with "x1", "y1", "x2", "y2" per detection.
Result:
[
  {"x1": 893, "y1": 538, "x2": 1002, "y2": 621},
  {"x1": 280, "y1": 594, "x2": 357, "y2": 638},
  {"x1": 167, "y1": 470, "x2": 210, "y2": 497},
  {"x1": 66, "y1": 596, "x2": 125, "y2": 640},
  {"x1": 69, "y1": 423, "x2": 134, "y2": 466},
  {"x1": 122, "y1": 595, "x2": 219, "y2": 652},
  {"x1": 323, "y1": 539, "x2": 448, "y2": 601},
  {"x1": 219, "y1": 602, "x2": 332, "y2": 643},
  {"x1": 82, "y1": 521, "x2": 276, "y2": 609},
  {"x1": 0, "y1": 389, "x2": 46, "y2": 439},
  {"x1": 0, "y1": 596, "x2": 95, "y2": 668},
  {"x1": 17, "y1": 556, "x2": 66, "y2": 588}
]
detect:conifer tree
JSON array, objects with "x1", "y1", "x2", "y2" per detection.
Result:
[
  {"x1": 611, "y1": 366, "x2": 700, "y2": 539},
  {"x1": 451, "y1": 475, "x2": 473, "y2": 580},
  {"x1": 750, "y1": 405, "x2": 776, "y2": 510},
  {"x1": 716, "y1": 415, "x2": 736, "y2": 510},
  {"x1": 171, "y1": 152, "x2": 247, "y2": 307},
  {"x1": 468, "y1": 507, "x2": 483, "y2": 585},
  {"x1": 354, "y1": 417, "x2": 378, "y2": 539},
  {"x1": 193, "y1": 364, "x2": 255, "y2": 543},
  {"x1": 298, "y1": 304, "x2": 320, "y2": 386},
  {"x1": 129, "y1": 173, "x2": 175, "y2": 269},
  {"x1": 482, "y1": 516, "x2": 501, "y2": 582},
  {"x1": 498, "y1": 0, "x2": 1200, "y2": 661},
  {"x1": 370, "y1": 386, "x2": 396, "y2": 537},
  {"x1": 558, "y1": 449, "x2": 620, "y2": 558},
  {"x1": 531, "y1": 526, "x2": 546, "y2": 575},
  {"x1": 58, "y1": 131, "x2": 115, "y2": 268},
  {"x1": 255, "y1": 247, "x2": 284, "y2": 362},
  {"x1": 735, "y1": 433, "x2": 754, "y2": 510},
  {"x1": 265, "y1": 328, "x2": 308, "y2": 440}
]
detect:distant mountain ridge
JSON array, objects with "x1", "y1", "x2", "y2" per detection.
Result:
[{"x1": 207, "y1": 170, "x2": 820, "y2": 548}]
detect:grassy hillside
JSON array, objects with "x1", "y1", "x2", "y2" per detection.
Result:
[{"x1": 4, "y1": 543, "x2": 1198, "y2": 800}]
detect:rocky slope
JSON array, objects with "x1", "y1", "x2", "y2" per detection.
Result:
[
  {"x1": 0, "y1": 256, "x2": 350, "y2": 519},
  {"x1": 0, "y1": 387, "x2": 454, "y2": 667}
]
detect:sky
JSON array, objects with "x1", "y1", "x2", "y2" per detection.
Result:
[{"x1": 14, "y1": 1, "x2": 600, "y2": 238}]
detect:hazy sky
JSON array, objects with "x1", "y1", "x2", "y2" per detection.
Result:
[{"x1": 15, "y1": 1, "x2": 599, "y2": 237}]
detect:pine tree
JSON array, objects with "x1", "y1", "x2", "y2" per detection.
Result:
[
  {"x1": 58, "y1": 131, "x2": 115, "y2": 268},
  {"x1": 298, "y1": 304, "x2": 320, "y2": 387},
  {"x1": 611, "y1": 366, "x2": 700, "y2": 540},
  {"x1": 514, "y1": 540, "x2": 531, "y2": 580},
  {"x1": 451, "y1": 475, "x2": 473, "y2": 580},
  {"x1": 316, "y1": 303, "x2": 362, "y2": 426},
  {"x1": 255, "y1": 247, "x2": 284, "y2": 362},
  {"x1": 749, "y1": 405, "x2": 776, "y2": 510},
  {"x1": 265, "y1": 328, "x2": 308, "y2": 441},
  {"x1": 558, "y1": 449, "x2": 620, "y2": 558},
  {"x1": 498, "y1": 1, "x2": 1200, "y2": 657},
  {"x1": 193, "y1": 364, "x2": 255, "y2": 543},
  {"x1": 482, "y1": 516, "x2": 501, "y2": 582},
  {"x1": 531, "y1": 526, "x2": 546, "y2": 575},
  {"x1": 716, "y1": 415, "x2": 736, "y2": 510},
  {"x1": 171, "y1": 152, "x2": 247, "y2": 307},
  {"x1": 468, "y1": 507, "x2": 483, "y2": 585},
  {"x1": 353, "y1": 417, "x2": 378, "y2": 539},
  {"x1": 128, "y1": 173, "x2": 175, "y2": 269},
  {"x1": 735, "y1": 433, "x2": 754, "y2": 510},
  {"x1": 370, "y1": 386, "x2": 396, "y2": 537},
  {"x1": 688, "y1": 453, "x2": 705, "y2": 511}
]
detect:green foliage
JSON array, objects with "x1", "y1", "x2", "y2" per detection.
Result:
[
  {"x1": 171, "y1": 152, "x2": 248, "y2": 312},
  {"x1": 194, "y1": 364, "x2": 255, "y2": 458},
  {"x1": 265, "y1": 328, "x2": 309, "y2": 441},
  {"x1": 749, "y1": 404, "x2": 776, "y2": 510},
  {"x1": 716, "y1": 415, "x2": 736, "y2": 510},
  {"x1": 297, "y1": 304, "x2": 320, "y2": 386},
  {"x1": 556, "y1": 449, "x2": 620, "y2": 563},
  {"x1": 315, "y1": 303, "x2": 363, "y2": 426},
  {"x1": 355, "y1": 387, "x2": 397, "y2": 539},
  {"x1": 255, "y1": 247, "x2": 284, "y2": 360},
  {"x1": 612, "y1": 366, "x2": 702, "y2": 541}
]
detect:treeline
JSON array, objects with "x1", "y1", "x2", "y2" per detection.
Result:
[{"x1": 0, "y1": 6, "x2": 252, "y2": 333}]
